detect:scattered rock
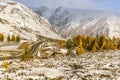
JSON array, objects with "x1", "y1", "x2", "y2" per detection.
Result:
[{"x1": 0, "y1": 50, "x2": 120, "y2": 79}]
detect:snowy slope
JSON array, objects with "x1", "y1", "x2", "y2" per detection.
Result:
[
  {"x1": 0, "y1": 0, "x2": 63, "y2": 41},
  {"x1": 35, "y1": 6, "x2": 120, "y2": 38},
  {"x1": 35, "y1": 6, "x2": 55, "y2": 19}
]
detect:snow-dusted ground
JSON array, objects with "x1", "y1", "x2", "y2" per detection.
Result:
[{"x1": 0, "y1": 50, "x2": 120, "y2": 80}]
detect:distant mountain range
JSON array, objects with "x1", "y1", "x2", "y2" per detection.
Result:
[
  {"x1": 0, "y1": 0, "x2": 62, "y2": 41},
  {"x1": 35, "y1": 6, "x2": 120, "y2": 38},
  {"x1": 1, "y1": 0, "x2": 120, "y2": 41}
]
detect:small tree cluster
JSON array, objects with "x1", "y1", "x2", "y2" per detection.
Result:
[
  {"x1": 0, "y1": 33, "x2": 21, "y2": 42},
  {"x1": 7, "y1": 34, "x2": 21, "y2": 42},
  {"x1": 66, "y1": 34, "x2": 120, "y2": 54}
]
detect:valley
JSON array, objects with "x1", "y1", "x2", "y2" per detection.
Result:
[
  {"x1": 0, "y1": 0, "x2": 120, "y2": 80},
  {"x1": 0, "y1": 34, "x2": 119, "y2": 80}
]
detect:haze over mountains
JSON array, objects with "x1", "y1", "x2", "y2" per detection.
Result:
[
  {"x1": 0, "y1": 0, "x2": 62, "y2": 41},
  {"x1": 35, "y1": 6, "x2": 120, "y2": 38},
  {"x1": 0, "y1": 0, "x2": 120, "y2": 41}
]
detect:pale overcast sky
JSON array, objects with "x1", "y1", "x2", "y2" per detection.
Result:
[{"x1": 15, "y1": 0, "x2": 120, "y2": 13}]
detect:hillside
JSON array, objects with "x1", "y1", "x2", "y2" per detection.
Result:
[{"x1": 0, "y1": 0, "x2": 63, "y2": 41}]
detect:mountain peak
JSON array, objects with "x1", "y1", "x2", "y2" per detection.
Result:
[{"x1": 35, "y1": 6, "x2": 120, "y2": 38}]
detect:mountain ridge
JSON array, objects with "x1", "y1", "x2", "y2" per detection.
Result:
[{"x1": 35, "y1": 6, "x2": 120, "y2": 38}]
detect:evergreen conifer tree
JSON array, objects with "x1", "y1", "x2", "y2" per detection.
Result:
[{"x1": 91, "y1": 40, "x2": 99, "y2": 52}]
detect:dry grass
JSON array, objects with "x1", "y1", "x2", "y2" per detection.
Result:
[{"x1": 20, "y1": 53, "x2": 34, "y2": 61}]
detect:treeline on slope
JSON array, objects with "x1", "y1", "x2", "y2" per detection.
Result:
[
  {"x1": 0, "y1": 33, "x2": 20, "y2": 42},
  {"x1": 65, "y1": 34, "x2": 120, "y2": 55}
]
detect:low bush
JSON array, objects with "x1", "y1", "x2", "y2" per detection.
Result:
[{"x1": 2, "y1": 61, "x2": 9, "y2": 69}]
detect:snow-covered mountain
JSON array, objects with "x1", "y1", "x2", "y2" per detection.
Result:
[
  {"x1": 0, "y1": 0, "x2": 63, "y2": 41},
  {"x1": 35, "y1": 6, "x2": 120, "y2": 38}
]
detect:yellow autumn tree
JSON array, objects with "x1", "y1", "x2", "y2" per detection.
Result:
[
  {"x1": 66, "y1": 39, "x2": 74, "y2": 49},
  {"x1": 16, "y1": 34, "x2": 21, "y2": 42},
  {"x1": 58, "y1": 40, "x2": 64, "y2": 49},
  {"x1": 0, "y1": 33, "x2": 4, "y2": 41},
  {"x1": 101, "y1": 40, "x2": 107, "y2": 50},
  {"x1": 73, "y1": 34, "x2": 81, "y2": 46},
  {"x1": 107, "y1": 39, "x2": 117, "y2": 50},
  {"x1": 91, "y1": 40, "x2": 99, "y2": 52},
  {"x1": 98, "y1": 35, "x2": 107, "y2": 48},
  {"x1": 7, "y1": 35, "x2": 11, "y2": 42},
  {"x1": 77, "y1": 39, "x2": 86, "y2": 55},
  {"x1": 86, "y1": 36, "x2": 95, "y2": 51},
  {"x1": 11, "y1": 34, "x2": 16, "y2": 42}
]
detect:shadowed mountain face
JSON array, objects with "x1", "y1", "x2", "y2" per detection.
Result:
[
  {"x1": 35, "y1": 6, "x2": 120, "y2": 38},
  {"x1": 0, "y1": 0, "x2": 63, "y2": 41}
]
